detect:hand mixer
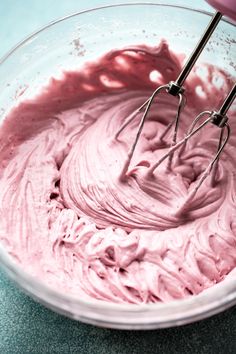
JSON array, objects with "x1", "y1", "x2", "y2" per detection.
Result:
[{"x1": 115, "y1": 1, "x2": 236, "y2": 213}]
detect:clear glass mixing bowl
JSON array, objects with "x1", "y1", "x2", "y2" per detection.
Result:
[{"x1": 0, "y1": 3, "x2": 235, "y2": 329}]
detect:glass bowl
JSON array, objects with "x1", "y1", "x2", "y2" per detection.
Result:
[{"x1": 0, "y1": 3, "x2": 235, "y2": 329}]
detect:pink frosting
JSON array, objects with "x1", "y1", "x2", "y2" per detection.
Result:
[{"x1": 0, "y1": 41, "x2": 235, "y2": 303}]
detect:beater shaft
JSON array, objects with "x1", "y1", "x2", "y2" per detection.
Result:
[{"x1": 171, "y1": 11, "x2": 222, "y2": 93}]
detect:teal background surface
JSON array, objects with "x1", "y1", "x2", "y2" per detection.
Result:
[
  {"x1": 1, "y1": 268, "x2": 236, "y2": 354},
  {"x1": 0, "y1": 1, "x2": 235, "y2": 353}
]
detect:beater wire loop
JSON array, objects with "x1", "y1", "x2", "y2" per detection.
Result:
[{"x1": 175, "y1": 122, "x2": 230, "y2": 216}]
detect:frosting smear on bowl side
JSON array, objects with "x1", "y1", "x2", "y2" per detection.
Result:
[{"x1": 0, "y1": 41, "x2": 235, "y2": 303}]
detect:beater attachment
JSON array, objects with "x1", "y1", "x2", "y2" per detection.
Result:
[
  {"x1": 115, "y1": 11, "x2": 222, "y2": 180},
  {"x1": 148, "y1": 83, "x2": 236, "y2": 215},
  {"x1": 115, "y1": 82, "x2": 186, "y2": 178}
]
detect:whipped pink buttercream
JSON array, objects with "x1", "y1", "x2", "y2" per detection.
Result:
[{"x1": 0, "y1": 41, "x2": 235, "y2": 303}]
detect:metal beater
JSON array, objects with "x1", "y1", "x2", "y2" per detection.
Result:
[{"x1": 115, "y1": 11, "x2": 236, "y2": 213}]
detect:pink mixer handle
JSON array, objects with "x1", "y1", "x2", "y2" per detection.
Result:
[{"x1": 206, "y1": 0, "x2": 236, "y2": 21}]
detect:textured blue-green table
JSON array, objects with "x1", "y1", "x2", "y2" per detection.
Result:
[
  {"x1": 1, "y1": 1, "x2": 236, "y2": 353},
  {"x1": 1, "y1": 269, "x2": 236, "y2": 354}
]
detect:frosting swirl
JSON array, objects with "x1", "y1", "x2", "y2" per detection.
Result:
[{"x1": 0, "y1": 41, "x2": 235, "y2": 303}]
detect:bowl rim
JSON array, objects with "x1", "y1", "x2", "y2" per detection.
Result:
[
  {"x1": 2, "y1": 242, "x2": 236, "y2": 329},
  {"x1": 0, "y1": 2, "x2": 234, "y2": 66},
  {"x1": 0, "y1": 2, "x2": 235, "y2": 329}
]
